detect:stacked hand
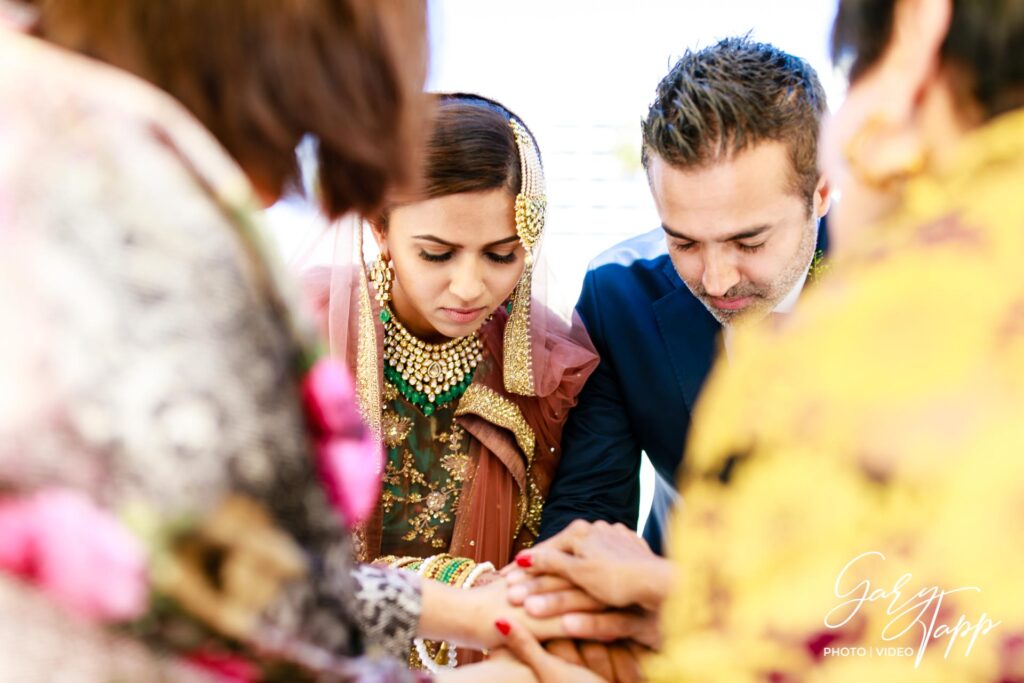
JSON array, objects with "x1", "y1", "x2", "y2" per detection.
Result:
[
  {"x1": 426, "y1": 521, "x2": 673, "y2": 682},
  {"x1": 497, "y1": 520, "x2": 673, "y2": 682}
]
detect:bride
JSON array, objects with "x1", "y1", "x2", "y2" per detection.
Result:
[{"x1": 304, "y1": 93, "x2": 598, "y2": 667}]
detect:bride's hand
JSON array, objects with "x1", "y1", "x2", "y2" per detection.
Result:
[
  {"x1": 491, "y1": 618, "x2": 608, "y2": 683},
  {"x1": 418, "y1": 575, "x2": 602, "y2": 650}
]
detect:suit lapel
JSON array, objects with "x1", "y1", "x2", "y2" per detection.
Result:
[{"x1": 651, "y1": 259, "x2": 721, "y2": 412}]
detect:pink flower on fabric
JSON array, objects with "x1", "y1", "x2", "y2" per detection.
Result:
[
  {"x1": 301, "y1": 357, "x2": 357, "y2": 435},
  {"x1": 317, "y1": 434, "x2": 383, "y2": 528},
  {"x1": 0, "y1": 488, "x2": 148, "y2": 622},
  {"x1": 301, "y1": 358, "x2": 383, "y2": 528}
]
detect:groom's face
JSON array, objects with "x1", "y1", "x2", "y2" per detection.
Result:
[{"x1": 648, "y1": 142, "x2": 829, "y2": 324}]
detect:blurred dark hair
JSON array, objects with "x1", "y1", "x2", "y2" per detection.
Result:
[
  {"x1": 32, "y1": 0, "x2": 429, "y2": 220},
  {"x1": 641, "y1": 36, "x2": 827, "y2": 205},
  {"x1": 832, "y1": 0, "x2": 1024, "y2": 119}
]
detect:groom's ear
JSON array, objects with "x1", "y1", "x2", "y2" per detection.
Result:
[{"x1": 813, "y1": 175, "x2": 833, "y2": 219}]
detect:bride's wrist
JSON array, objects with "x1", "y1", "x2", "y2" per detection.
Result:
[{"x1": 418, "y1": 572, "x2": 498, "y2": 648}]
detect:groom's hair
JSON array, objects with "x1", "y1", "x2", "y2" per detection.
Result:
[{"x1": 642, "y1": 36, "x2": 827, "y2": 206}]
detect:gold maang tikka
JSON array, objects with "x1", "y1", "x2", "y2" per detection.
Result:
[{"x1": 503, "y1": 118, "x2": 547, "y2": 396}]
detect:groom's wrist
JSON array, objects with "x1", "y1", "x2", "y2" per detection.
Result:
[{"x1": 630, "y1": 556, "x2": 673, "y2": 611}]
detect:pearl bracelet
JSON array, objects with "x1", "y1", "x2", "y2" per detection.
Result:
[{"x1": 462, "y1": 561, "x2": 495, "y2": 589}]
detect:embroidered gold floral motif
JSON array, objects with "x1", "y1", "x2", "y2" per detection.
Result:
[
  {"x1": 382, "y1": 450, "x2": 429, "y2": 513},
  {"x1": 434, "y1": 427, "x2": 464, "y2": 450},
  {"x1": 440, "y1": 425, "x2": 470, "y2": 482},
  {"x1": 383, "y1": 380, "x2": 399, "y2": 402},
  {"x1": 380, "y1": 421, "x2": 469, "y2": 550},
  {"x1": 426, "y1": 490, "x2": 448, "y2": 513},
  {"x1": 382, "y1": 407, "x2": 413, "y2": 448},
  {"x1": 510, "y1": 473, "x2": 545, "y2": 543},
  {"x1": 441, "y1": 453, "x2": 471, "y2": 482},
  {"x1": 455, "y1": 385, "x2": 536, "y2": 460}
]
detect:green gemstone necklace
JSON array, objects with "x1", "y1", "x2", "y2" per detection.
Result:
[{"x1": 380, "y1": 306, "x2": 482, "y2": 417}]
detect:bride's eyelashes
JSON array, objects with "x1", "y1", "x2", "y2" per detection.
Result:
[
  {"x1": 417, "y1": 250, "x2": 518, "y2": 265},
  {"x1": 418, "y1": 249, "x2": 453, "y2": 263},
  {"x1": 485, "y1": 252, "x2": 517, "y2": 265}
]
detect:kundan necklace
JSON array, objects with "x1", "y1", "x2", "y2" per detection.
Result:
[{"x1": 381, "y1": 306, "x2": 483, "y2": 417}]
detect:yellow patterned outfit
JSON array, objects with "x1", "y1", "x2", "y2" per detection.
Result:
[{"x1": 647, "y1": 110, "x2": 1024, "y2": 682}]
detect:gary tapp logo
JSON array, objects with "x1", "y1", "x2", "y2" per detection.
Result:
[{"x1": 822, "y1": 551, "x2": 1002, "y2": 668}]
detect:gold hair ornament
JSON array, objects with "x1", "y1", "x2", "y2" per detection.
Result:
[{"x1": 504, "y1": 118, "x2": 547, "y2": 396}]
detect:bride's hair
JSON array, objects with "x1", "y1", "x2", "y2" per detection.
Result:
[
  {"x1": 373, "y1": 93, "x2": 541, "y2": 229},
  {"x1": 421, "y1": 93, "x2": 540, "y2": 200}
]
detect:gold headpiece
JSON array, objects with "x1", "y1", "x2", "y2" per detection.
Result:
[{"x1": 504, "y1": 118, "x2": 547, "y2": 396}]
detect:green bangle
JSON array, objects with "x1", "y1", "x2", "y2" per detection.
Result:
[{"x1": 437, "y1": 558, "x2": 469, "y2": 584}]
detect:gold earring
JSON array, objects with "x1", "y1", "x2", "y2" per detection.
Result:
[
  {"x1": 369, "y1": 254, "x2": 393, "y2": 307},
  {"x1": 844, "y1": 113, "x2": 927, "y2": 190}
]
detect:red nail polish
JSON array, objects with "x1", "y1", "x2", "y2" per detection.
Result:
[
  {"x1": 515, "y1": 554, "x2": 533, "y2": 568},
  {"x1": 495, "y1": 619, "x2": 511, "y2": 636}
]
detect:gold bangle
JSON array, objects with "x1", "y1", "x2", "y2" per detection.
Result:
[{"x1": 392, "y1": 556, "x2": 421, "y2": 570}]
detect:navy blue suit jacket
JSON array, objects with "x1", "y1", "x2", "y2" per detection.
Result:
[{"x1": 539, "y1": 223, "x2": 829, "y2": 553}]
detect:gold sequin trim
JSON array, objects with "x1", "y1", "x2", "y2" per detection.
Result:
[
  {"x1": 524, "y1": 477, "x2": 544, "y2": 538},
  {"x1": 355, "y1": 228, "x2": 383, "y2": 441},
  {"x1": 455, "y1": 384, "x2": 535, "y2": 462},
  {"x1": 503, "y1": 269, "x2": 535, "y2": 396}
]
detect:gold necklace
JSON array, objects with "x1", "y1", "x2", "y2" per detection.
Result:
[{"x1": 381, "y1": 306, "x2": 483, "y2": 416}]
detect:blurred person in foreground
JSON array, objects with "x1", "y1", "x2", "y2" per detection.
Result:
[{"x1": 0, "y1": 2, "x2": 577, "y2": 680}]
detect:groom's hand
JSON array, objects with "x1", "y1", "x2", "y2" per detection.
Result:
[{"x1": 508, "y1": 520, "x2": 672, "y2": 611}]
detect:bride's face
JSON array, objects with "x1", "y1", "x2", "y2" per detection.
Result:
[{"x1": 376, "y1": 188, "x2": 526, "y2": 342}]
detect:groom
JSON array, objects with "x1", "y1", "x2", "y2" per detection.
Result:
[{"x1": 540, "y1": 36, "x2": 832, "y2": 553}]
